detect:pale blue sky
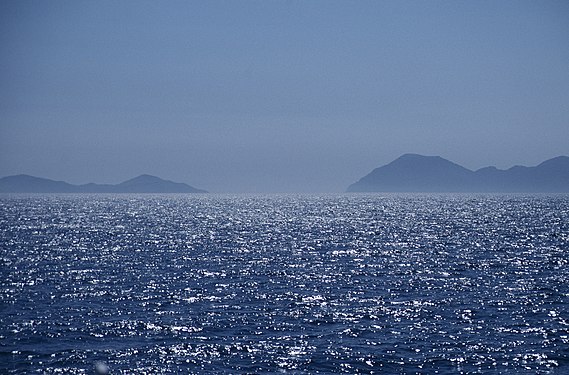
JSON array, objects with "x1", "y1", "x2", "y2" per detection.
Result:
[{"x1": 1, "y1": 0, "x2": 568, "y2": 192}]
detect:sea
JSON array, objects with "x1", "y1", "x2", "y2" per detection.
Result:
[{"x1": 1, "y1": 193, "x2": 568, "y2": 374}]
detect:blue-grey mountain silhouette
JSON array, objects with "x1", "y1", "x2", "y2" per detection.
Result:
[
  {"x1": 347, "y1": 154, "x2": 569, "y2": 192},
  {"x1": 112, "y1": 174, "x2": 206, "y2": 193},
  {"x1": 0, "y1": 174, "x2": 207, "y2": 193},
  {"x1": 0, "y1": 174, "x2": 78, "y2": 193}
]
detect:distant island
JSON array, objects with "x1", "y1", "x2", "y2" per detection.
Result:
[
  {"x1": 0, "y1": 174, "x2": 207, "y2": 193},
  {"x1": 347, "y1": 154, "x2": 569, "y2": 193}
]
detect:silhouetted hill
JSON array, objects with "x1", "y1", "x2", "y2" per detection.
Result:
[
  {"x1": 347, "y1": 154, "x2": 569, "y2": 192},
  {"x1": 113, "y1": 174, "x2": 206, "y2": 193},
  {"x1": 0, "y1": 175, "x2": 78, "y2": 193},
  {"x1": 0, "y1": 174, "x2": 207, "y2": 193}
]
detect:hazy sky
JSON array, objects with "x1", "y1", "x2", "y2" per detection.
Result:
[{"x1": 1, "y1": 0, "x2": 568, "y2": 192}]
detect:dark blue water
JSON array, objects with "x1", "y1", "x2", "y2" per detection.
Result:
[{"x1": 1, "y1": 194, "x2": 568, "y2": 374}]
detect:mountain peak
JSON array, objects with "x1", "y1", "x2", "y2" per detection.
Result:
[
  {"x1": 395, "y1": 153, "x2": 441, "y2": 163},
  {"x1": 121, "y1": 174, "x2": 168, "y2": 184},
  {"x1": 348, "y1": 155, "x2": 569, "y2": 193},
  {"x1": 391, "y1": 154, "x2": 460, "y2": 167},
  {"x1": 398, "y1": 153, "x2": 435, "y2": 159}
]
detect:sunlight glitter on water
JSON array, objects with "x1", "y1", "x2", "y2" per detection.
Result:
[{"x1": 1, "y1": 194, "x2": 568, "y2": 373}]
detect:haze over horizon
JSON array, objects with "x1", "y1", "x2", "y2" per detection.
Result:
[{"x1": 1, "y1": 1, "x2": 568, "y2": 192}]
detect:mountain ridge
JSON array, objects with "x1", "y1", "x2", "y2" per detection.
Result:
[
  {"x1": 0, "y1": 174, "x2": 207, "y2": 193},
  {"x1": 348, "y1": 154, "x2": 569, "y2": 192}
]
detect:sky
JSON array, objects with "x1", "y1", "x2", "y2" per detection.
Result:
[{"x1": 1, "y1": 0, "x2": 568, "y2": 192}]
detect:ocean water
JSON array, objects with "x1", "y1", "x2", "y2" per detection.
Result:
[{"x1": 1, "y1": 194, "x2": 568, "y2": 374}]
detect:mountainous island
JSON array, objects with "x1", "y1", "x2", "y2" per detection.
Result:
[
  {"x1": 0, "y1": 174, "x2": 207, "y2": 193},
  {"x1": 347, "y1": 154, "x2": 569, "y2": 193}
]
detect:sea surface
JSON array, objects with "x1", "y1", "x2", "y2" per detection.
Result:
[{"x1": 1, "y1": 194, "x2": 568, "y2": 374}]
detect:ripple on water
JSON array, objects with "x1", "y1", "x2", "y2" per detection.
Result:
[{"x1": 1, "y1": 193, "x2": 568, "y2": 373}]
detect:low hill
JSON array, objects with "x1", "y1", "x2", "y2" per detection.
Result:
[
  {"x1": 0, "y1": 175, "x2": 77, "y2": 193},
  {"x1": 0, "y1": 174, "x2": 207, "y2": 193},
  {"x1": 111, "y1": 174, "x2": 206, "y2": 193}
]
